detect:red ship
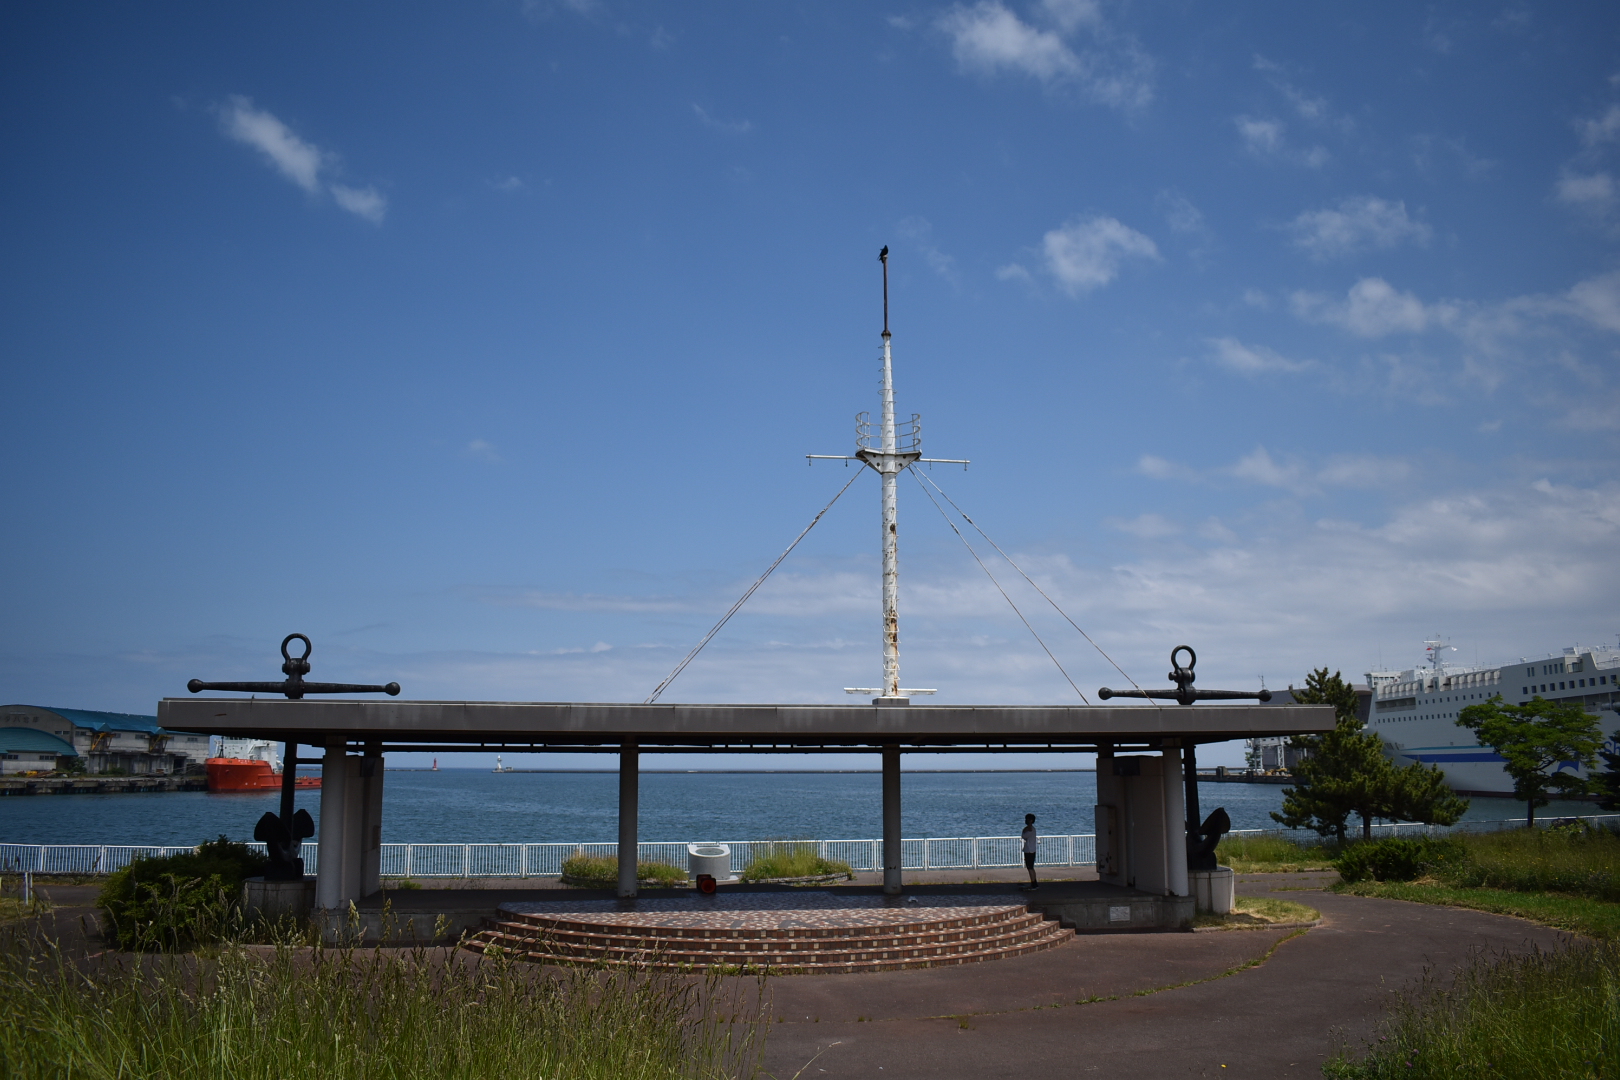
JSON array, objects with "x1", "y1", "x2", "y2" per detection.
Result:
[{"x1": 205, "y1": 739, "x2": 320, "y2": 792}]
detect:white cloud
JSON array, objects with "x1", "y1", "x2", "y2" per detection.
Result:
[
  {"x1": 330, "y1": 184, "x2": 387, "y2": 223},
  {"x1": 934, "y1": 1, "x2": 1153, "y2": 110},
  {"x1": 219, "y1": 96, "x2": 325, "y2": 192},
  {"x1": 1567, "y1": 270, "x2": 1620, "y2": 333},
  {"x1": 995, "y1": 263, "x2": 1034, "y2": 283},
  {"x1": 1288, "y1": 196, "x2": 1432, "y2": 259},
  {"x1": 1291, "y1": 277, "x2": 1442, "y2": 337},
  {"x1": 1208, "y1": 336, "x2": 1310, "y2": 375},
  {"x1": 1039, "y1": 215, "x2": 1158, "y2": 295},
  {"x1": 1578, "y1": 105, "x2": 1620, "y2": 147},
  {"x1": 491, "y1": 175, "x2": 525, "y2": 192},
  {"x1": 216, "y1": 96, "x2": 386, "y2": 223},
  {"x1": 1556, "y1": 170, "x2": 1616, "y2": 214},
  {"x1": 1135, "y1": 454, "x2": 1195, "y2": 481},
  {"x1": 692, "y1": 104, "x2": 752, "y2": 134},
  {"x1": 1242, "y1": 288, "x2": 1271, "y2": 309}
]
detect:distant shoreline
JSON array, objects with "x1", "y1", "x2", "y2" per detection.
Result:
[{"x1": 396, "y1": 768, "x2": 1100, "y2": 774}]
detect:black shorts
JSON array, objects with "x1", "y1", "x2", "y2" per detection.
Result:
[{"x1": 1023, "y1": 852, "x2": 1036, "y2": 870}]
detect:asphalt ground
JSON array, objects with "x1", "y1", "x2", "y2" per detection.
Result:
[{"x1": 757, "y1": 872, "x2": 1572, "y2": 1080}]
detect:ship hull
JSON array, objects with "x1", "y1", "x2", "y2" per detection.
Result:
[{"x1": 205, "y1": 757, "x2": 321, "y2": 793}]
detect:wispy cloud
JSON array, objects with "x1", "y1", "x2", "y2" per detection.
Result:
[
  {"x1": 1556, "y1": 170, "x2": 1616, "y2": 217},
  {"x1": 933, "y1": 0, "x2": 1153, "y2": 110},
  {"x1": 216, "y1": 96, "x2": 387, "y2": 223},
  {"x1": 1207, "y1": 336, "x2": 1311, "y2": 375},
  {"x1": 1106, "y1": 512, "x2": 1180, "y2": 538},
  {"x1": 1578, "y1": 104, "x2": 1620, "y2": 148},
  {"x1": 1235, "y1": 115, "x2": 1328, "y2": 168},
  {"x1": 219, "y1": 96, "x2": 324, "y2": 192},
  {"x1": 464, "y1": 439, "x2": 502, "y2": 463},
  {"x1": 1138, "y1": 446, "x2": 1409, "y2": 496},
  {"x1": 692, "y1": 104, "x2": 752, "y2": 134},
  {"x1": 896, "y1": 217, "x2": 959, "y2": 285},
  {"x1": 1037, "y1": 215, "x2": 1158, "y2": 295},
  {"x1": 1287, "y1": 196, "x2": 1432, "y2": 259}
]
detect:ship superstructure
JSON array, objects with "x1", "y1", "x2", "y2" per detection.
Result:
[{"x1": 1365, "y1": 639, "x2": 1620, "y2": 796}]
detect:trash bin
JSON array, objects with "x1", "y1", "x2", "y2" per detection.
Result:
[{"x1": 688, "y1": 843, "x2": 733, "y2": 888}]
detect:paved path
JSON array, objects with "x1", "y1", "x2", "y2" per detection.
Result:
[{"x1": 759, "y1": 873, "x2": 1571, "y2": 1080}]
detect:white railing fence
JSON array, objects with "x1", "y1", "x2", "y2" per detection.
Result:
[{"x1": 5, "y1": 814, "x2": 1615, "y2": 878}]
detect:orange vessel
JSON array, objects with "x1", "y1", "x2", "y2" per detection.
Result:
[{"x1": 205, "y1": 757, "x2": 321, "y2": 792}]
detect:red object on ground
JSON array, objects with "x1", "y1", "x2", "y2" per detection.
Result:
[
  {"x1": 205, "y1": 757, "x2": 321, "y2": 792},
  {"x1": 696, "y1": 874, "x2": 717, "y2": 894}
]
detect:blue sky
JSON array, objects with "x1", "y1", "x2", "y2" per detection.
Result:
[{"x1": 3, "y1": 1, "x2": 1618, "y2": 769}]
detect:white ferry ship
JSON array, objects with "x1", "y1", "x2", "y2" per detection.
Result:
[{"x1": 1365, "y1": 639, "x2": 1620, "y2": 797}]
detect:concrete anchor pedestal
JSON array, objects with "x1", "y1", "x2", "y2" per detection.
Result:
[
  {"x1": 1190, "y1": 867, "x2": 1235, "y2": 915},
  {"x1": 243, "y1": 877, "x2": 315, "y2": 922}
]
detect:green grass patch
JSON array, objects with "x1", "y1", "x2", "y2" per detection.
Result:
[
  {"x1": 560, "y1": 851, "x2": 687, "y2": 889},
  {"x1": 739, "y1": 843, "x2": 853, "y2": 883},
  {"x1": 1214, "y1": 832, "x2": 1337, "y2": 872},
  {"x1": 0, "y1": 926, "x2": 767, "y2": 1079},
  {"x1": 1325, "y1": 939, "x2": 1620, "y2": 1079},
  {"x1": 1335, "y1": 879, "x2": 1620, "y2": 939},
  {"x1": 1439, "y1": 823, "x2": 1620, "y2": 901},
  {"x1": 1192, "y1": 896, "x2": 1320, "y2": 929}
]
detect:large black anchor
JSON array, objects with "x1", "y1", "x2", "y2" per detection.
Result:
[
  {"x1": 187, "y1": 634, "x2": 400, "y2": 881},
  {"x1": 1098, "y1": 645, "x2": 1272, "y2": 706},
  {"x1": 188, "y1": 633, "x2": 400, "y2": 699},
  {"x1": 1099, "y1": 646, "x2": 1265, "y2": 872}
]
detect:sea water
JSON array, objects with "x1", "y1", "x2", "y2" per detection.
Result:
[{"x1": 0, "y1": 770, "x2": 1585, "y2": 848}]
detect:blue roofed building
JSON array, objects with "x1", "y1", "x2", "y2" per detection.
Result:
[{"x1": 0, "y1": 705, "x2": 210, "y2": 776}]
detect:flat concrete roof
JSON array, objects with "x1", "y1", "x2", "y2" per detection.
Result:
[{"x1": 158, "y1": 698, "x2": 1335, "y2": 750}]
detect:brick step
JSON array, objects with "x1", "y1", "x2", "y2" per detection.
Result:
[
  {"x1": 493, "y1": 904, "x2": 1023, "y2": 942},
  {"x1": 476, "y1": 918, "x2": 1054, "y2": 964},
  {"x1": 479, "y1": 910, "x2": 1050, "y2": 955},
  {"x1": 467, "y1": 923, "x2": 1073, "y2": 974}
]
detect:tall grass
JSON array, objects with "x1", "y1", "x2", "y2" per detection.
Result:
[
  {"x1": 1325, "y1": 940, "x2": 1620, "y2": 1079},
  {"x1": 1441, "y1": 824, "x2": 1620, "y2": 901},
  {"x1": 740, "y1": 843, "x2": 853, "y2": 882},
  {"x1": 0, "y1": 926, "x2": 768, "y2": 1080}
]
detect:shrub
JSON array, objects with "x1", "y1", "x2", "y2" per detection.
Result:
[
  {"x1": 97, "y1": 836, "x2": 269, "y2": 951},
  {"x1": 559, "y1": 851, "x2": 686, "y2": 889},
  {"x1": 740, "y1": 842, "x2": 853, "y2": 882},
  {"x1": 1334, "y1": 837, "x2": 1465, "y2": 884}
]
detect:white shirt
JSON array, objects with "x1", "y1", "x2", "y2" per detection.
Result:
[{"x1": 1021, "y1": 824, "x2": 1037, "y2": 853}]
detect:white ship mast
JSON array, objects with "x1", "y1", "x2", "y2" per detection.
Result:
[{"x1": 811, "y1": 248, "x2": 968, "y2": 703}]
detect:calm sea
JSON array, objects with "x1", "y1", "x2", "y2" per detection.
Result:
[{"x1": 0, "y1": 770, "x2": 1590, "y2": 847}]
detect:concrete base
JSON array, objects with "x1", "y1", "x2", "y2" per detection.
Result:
[
  {"x1": 1029, "y1": 889, "x2": 1194, "y2": 931},
  {"x1": 1190, "y1": 867, "x2": 1235, "y2": 915},
  {"x1": 242, "y1": 877, "x2": 315, "y2": 923}
]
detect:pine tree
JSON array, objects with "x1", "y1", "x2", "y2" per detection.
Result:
[
  {"x1": 1595, "y1": 735, "x2": 1620, "y2": 813},
  {"x1": 1272, "y1": 668, "x2": 1466, "y2": 841}
]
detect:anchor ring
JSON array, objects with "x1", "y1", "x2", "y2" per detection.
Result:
[
  {"x1": 1171, "y1": 644, "x2": 1196, "y2": 673},
  {"x1": 281, "y1": 633, "x2": 312, "y2": 663}
]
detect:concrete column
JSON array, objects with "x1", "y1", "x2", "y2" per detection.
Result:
[
  {"x1": 359, "y1": 748, "x2": 384, "y2": 898},
  {"x1": 1160, "y1": 746, "x2": 1188, "y2": 898},
  {"x1": 1183, "y1": 742, "x2": 1201, "y2": 859},
  {"x1": 340, "y1": 756, "x2": 364, "y2": 902},
  {"x1": 882, "y1": 743, "x2": 902, "y2": 895},
  {"x1": 617, "y1": 744, "x2": 639, "y2": 899},
  {"x1": 315, "y1": 740, "x2": 348, "y2": 910}
]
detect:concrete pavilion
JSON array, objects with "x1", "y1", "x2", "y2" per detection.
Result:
[{"x1": 157, "y1": 696, "x2": 1334, "y2": 915}]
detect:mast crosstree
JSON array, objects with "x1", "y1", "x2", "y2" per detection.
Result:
[{"x1": 808, "y1": 248, "x2": 969, "y2": 704}]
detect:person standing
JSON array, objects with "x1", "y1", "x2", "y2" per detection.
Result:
[{"x1": 1020, "y1": 813, "x2": 1039, "y2": 890}]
